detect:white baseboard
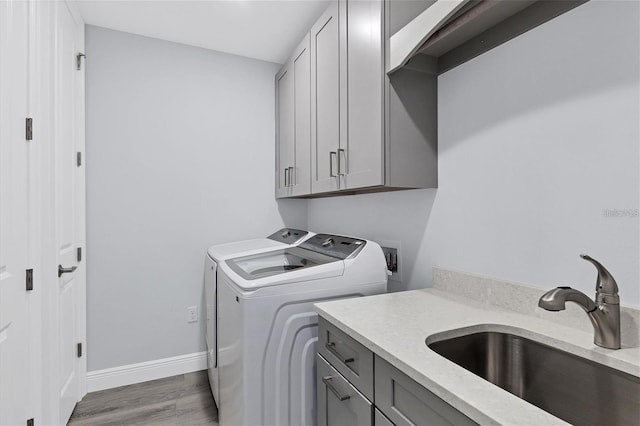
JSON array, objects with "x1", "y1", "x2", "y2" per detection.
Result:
[{"x1": 87, "y1": 351, "x2": 207, "y2": 392}]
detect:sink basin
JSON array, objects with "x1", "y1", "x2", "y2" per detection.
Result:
[{"x1": 427, "y1": 330, "x2": 639, "y2": 426}]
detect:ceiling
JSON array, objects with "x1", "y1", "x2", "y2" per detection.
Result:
[{"x1": 77, "y1": 0, "x2": 330, "y2": 64}]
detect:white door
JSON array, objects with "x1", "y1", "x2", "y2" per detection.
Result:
[
  {"x1": 53, "y1": 1, "x2": 86, "y2": 422},
  {"x1": 0, "y1": 0, "x2": 32, "y2": 424}
]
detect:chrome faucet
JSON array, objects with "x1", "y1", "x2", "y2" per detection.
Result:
[{"x1": 538, "y1": 254, "x2": 621, "y2": 349}]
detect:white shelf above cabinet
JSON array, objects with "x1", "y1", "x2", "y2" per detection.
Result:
[
  {"x1": 388, "y1": 0, "x2": 470, "y2": 74},
  {"x1": 389, "y1": 0, "x2": 589, "y2": 75}
]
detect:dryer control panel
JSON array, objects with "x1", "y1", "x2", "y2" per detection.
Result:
[{"x1": 299, "y1": 234, "x2": 367, "y2": 259}]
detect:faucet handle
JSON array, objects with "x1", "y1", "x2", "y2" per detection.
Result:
[{"x1": 580, "y1": 254, "x2": 619, "y2": 298}]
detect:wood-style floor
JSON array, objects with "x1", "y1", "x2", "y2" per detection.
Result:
[{"x1": 68, "y1": 371, "x2": 218, "y2": 425}]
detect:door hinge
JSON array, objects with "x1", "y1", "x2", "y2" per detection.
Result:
[
  {"x1": 77, "y1": 342, "x2": 82, "y2": 358},
  {"x1": 26, "y1": 269, "x2": 33, "y2": 291},
  {"x1": 77, "y1": 247, "x2": 82, "y2": 262},
  {"x1": 26, "y1": 117, "x2": 33, "y2": 141},
  {"x1": 76, "y1": 152, "x2": 82, "y2": 167},
  {"x1": 27, "y1": 419, "x2": 34, "y2": 426},
  {"x1": 76, "y1": 52, "x2": 85, "y2": 70}
]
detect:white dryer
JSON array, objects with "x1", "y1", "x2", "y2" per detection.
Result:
[
  {"x1": 204, "y1": 228, "x2": 312, "y2": 405},
  {"x1": 217, "y1": 233, "x2": 388, "y2": 426}
]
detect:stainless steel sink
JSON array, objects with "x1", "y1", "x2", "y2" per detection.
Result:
[{"x1": 427, "y1": 331, "x2": 639, "y2": 426}]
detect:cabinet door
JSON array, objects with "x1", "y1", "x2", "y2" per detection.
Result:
[
  {"x1": 374, "y1": 408, "x2": 394, "y2": 426},
  {"x1": 291, "y1": 34, "x2": 311, "y2": 196},
  {"x1": 375, "y1": 356, "x2": 477, "y2": 426},
  {"x1": 343, "y1": 0, "x2": 384, "y2": 190},
  {"x1": 311, "y1": 1, "x2": 341, "y2": 194},
  {"x1": 275, "y1": 60, "x2": 294, "y2": 198},
  {"x1": 317, "y1": 354, "x2": 373, "y2": 426}
]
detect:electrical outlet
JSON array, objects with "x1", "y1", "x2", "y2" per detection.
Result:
[
  {"x1": 378, "y1": 239, "x2": 402, "y2": 283},
  {"x1": 187, "y1": 306, "x2": 198, "y2": 323}
]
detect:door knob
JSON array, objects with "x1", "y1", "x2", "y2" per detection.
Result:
[{"x1": 58, "y1": 264, "x2": 77, "y2": 277}]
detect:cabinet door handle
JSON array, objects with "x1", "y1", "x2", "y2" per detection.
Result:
[
  {"x1": 329, "y1": 152, "x2": 337, "y2": 177},
  {"x1": 325, "y1": 341, "x2": 354, "y2": 364},
  {"x1": 284, "y1": 167, "x2": 289, "y2": 187},
  {"x1": 288, "y1": 166, "x2": 294, "y2": 186},
  {"x1": 322, "y1": 376, "x2": 351, "y2": 401},
  {"x1": 337, "y1": 148, "x2": 346, "y2": 176}
]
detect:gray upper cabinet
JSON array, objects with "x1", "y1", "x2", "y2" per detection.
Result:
[
  {"x1": 286, "y1": 0, "x2": 438, "y2": 197},
  {"x1": 310, "y1": 1, "x2": 341, "y2": 194},
  {"x1": 275, "y1": 34, "x2": 311, "y2": 198},
  {"x1": 343, "y1": 0, "x2": 384, "y2": 190},
  {"x1": 345, "y1": 0, "x2": 438, "y2": 192},
  {"x1": 275, "y1": 62, "x2": 293, "y2": 198},
  {"x1": 312, "y1": 0, "x2": 386, "y2": 193},
  {"x1": 281, "y1": 0, "x2": 579, "y2": 197}
]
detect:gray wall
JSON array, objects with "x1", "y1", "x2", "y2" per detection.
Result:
[
  {"x1": 85, "y1": 26, "x2": 307, "y2": 371},
  {"x1": 308, "y1": 1, "x2": 640, "y2": 306}
]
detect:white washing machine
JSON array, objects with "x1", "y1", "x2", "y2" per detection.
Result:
[
  {"x1": 204, "y1": 228, "x2": 312, "y2": 405},
  {"x1": 217, "y1": 233, "x2": 388, "y2": 426}
]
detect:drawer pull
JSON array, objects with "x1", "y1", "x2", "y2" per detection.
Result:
[
  {"x1": 322, "y1": 376, "x2": 351, "y2": 401},
  {"x1": 326, "y1": 342, "x2": 354, "y2": 364}
]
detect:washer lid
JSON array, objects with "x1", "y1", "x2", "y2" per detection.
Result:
[
  {"x1": 207, "y1": 238, "x2": 285, "y2": 261},
  {"x1": 226, "y1": 246, "x2": 339, "y2": 281}
]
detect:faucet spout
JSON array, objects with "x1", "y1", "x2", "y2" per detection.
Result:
[{"x1": 538, "y1": 287, "x2": 597, "y2": 312}]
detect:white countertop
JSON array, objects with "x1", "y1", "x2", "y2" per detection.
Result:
[{"x1": 314, "y1": 288, "x2": 640, "y2": 425}]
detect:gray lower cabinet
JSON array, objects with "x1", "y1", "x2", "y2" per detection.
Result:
[
  {"x1": 374, "y1": 408, "x2": 394, "y2": 426},
  {"x1": 318, "y1": 317, "x2": 374, "y2": 401},
  {"x1": 317, "y1": 318, "x2": 478, "y2": 426},
  {"x1": 318, "y1": 354, "x2": 373, "y2": 426},
  {"x1": 375, "y1": 356, "x2": 477, "y2": 426}
]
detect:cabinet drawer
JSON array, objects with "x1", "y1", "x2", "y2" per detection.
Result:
[
  {"x1": 319, "y1": 317, "x2": 374, "y2": 400},
  {"x1": 317, "y1": 354, "x2": 373, "y2": 426},
  {"x1": 375, "y1": 356, "x2": 477, "y2": 426}
]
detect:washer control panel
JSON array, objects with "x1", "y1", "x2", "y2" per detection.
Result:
[
  {"x1": 267, "y1": 228, "x2": 309, "y2": 244},
  {"x1": 299, "y1": 234, "x2": 366, "y2": 259}
]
